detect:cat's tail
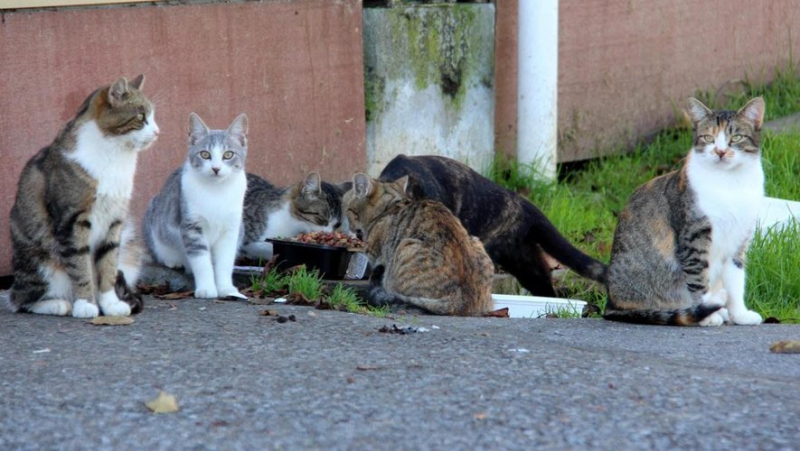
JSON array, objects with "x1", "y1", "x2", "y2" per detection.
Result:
[
  {"x1": 603, "y1": 304, "x2": 723, "y2": 326},
  {"x1": 529, "y1": 216, "x2": 608, "y2": 284},
  {"x1": 116, "y1": 221, "x2": 146, "y2": 314}
]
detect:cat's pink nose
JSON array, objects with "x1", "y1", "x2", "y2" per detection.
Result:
[
  {"x1": 153, "y1": 126, "x2": 160, "y2": 136},
  {"x1": 714, "y1": 149, "x2": 726, "y2": 158}
]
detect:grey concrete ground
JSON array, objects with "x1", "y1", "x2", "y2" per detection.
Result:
[{"x1": 1, "y1": 296, "x2": 798, "y2": 450}]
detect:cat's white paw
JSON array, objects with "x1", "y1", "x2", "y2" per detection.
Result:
[
  {"x1": 194, "y1": 286, "x2": 218, "y2": 299},
  {"x1": 217, "y1": 286, "x2": 247, "y2": 299},
  {"x1": 72, "y1": 299, "x2": 100, "y2": 318},
  {"x1": 729, "y1": 309, "x2": 762, "y2": 326},
  {"x1": 98, "y1": 291, "x2": 131, "y2": 316},
  {"x1": 102, "y1": 301, "x2": 131, "y2": 316},
  {"x1": 699, "y1": 311, "x2": 725, "y2": 327},
  {"x1": 28, "y1": 299, "x2": 72, "y2": 316}
]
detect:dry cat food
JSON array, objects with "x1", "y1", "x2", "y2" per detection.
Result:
[{"x1": 289, "y1": 231, "x2": 365, "y2": 248}]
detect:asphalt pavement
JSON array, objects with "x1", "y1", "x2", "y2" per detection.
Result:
[{"x1": 1, "y1": 295, "x2": 798, "y2": 450}]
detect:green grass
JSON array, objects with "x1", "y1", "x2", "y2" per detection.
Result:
[
  {"x1": 746, "y1": 220, "x2": 800, "y2": 322},
  {"x1": 250, "y1": 267, "x2": 288, "y2": 295},
  {"x1": 488, "y1": 65, "x2": 800, "y2": 323},
  {"x1": 286, "y1": 266, "x2": 324, "y2": 301},
  {"x1": 250, "y1": 266, "x2": 389, "y2": 317}
]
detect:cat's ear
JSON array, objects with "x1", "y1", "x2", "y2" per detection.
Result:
[
  {"x1": 687, "y1": 98, "x2": 712, "y2": 125},
  {"x1": 108, "y1": 77, "x2": 130, "y2": 108},
  {"x1": 227, "y1": 113, "x2": 248, "y2": 147},
  {"x1": 353, "y1": 173, "x2": 373, "y2": 198},
  {"x1": 737, "y1": 97, "x2": 765, "y2": 130},
  {"x1": 129, "y1": 74, "x2": 145, "y2": 91},
  {"x1": 393, "y1": 175, "x2": 409, "y2": 194},
  {"x1": 302, "y1": 172, "x2": 322, "y2": 196},
  {"x1": 188, "y1": 113, "x2": 209, "y2": 145}
]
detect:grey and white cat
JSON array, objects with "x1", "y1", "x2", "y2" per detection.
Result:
[
  {"x1": 239, "y1": 172, "x2": 347, "y2": 260},
  {"x1": 143, "y1": 113, "x2": 248, "y2": 299},
  {"x1": 605, "y1": 97, "x2": 766, "y2": 326},
  {"x1": 8, "y1": 75, "x2": 158, "y2": 318}
]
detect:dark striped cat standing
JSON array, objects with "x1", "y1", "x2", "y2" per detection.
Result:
[
  {"x1": 344, "y1": 174, "x2": 494, "y2": 316},
  {"x1": 143, "y1": 113, "x2": 248, "y2": 299},
  {"x1": 8, "y1": 75, "x2": 159, "y2": 317},
  {"x1": 240, "y1": 172, "x2": 347, "y2": 261},
  {"x1": 605, "y1": 97, "x2": 766, "y2": 326}
]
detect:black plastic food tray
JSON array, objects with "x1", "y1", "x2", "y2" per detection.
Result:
[{"x1": 267, "y1": 239, "x2": 354, "y2": 279}]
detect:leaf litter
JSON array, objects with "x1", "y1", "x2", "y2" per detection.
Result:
[
  {"x1": 770, "y1": 340, "x2": 800, "y2": 354},
  {"x1": 90, "y1": 316, "x2": 134, "y2": 326},
  {"x1": 145, "y1": 391, "x2": 180, "y2": 414}
]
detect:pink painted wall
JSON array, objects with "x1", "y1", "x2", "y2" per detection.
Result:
[
  {"x1": 494, "y1": 0, "x2": 800, "y2": 162},
  {"x1": 0, "y1": 0, "x2": 366, "y2": 276}
]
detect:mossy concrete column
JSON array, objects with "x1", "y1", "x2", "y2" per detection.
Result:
[{"x1": 363, "y1": 4, "x2": 495, "y2": 175}]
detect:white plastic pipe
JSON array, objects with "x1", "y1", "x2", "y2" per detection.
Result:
[{"x1": 517, "y1": 0, "x2": 559, "y2": 180}]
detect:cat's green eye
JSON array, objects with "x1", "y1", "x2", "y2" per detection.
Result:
[
  {"x1": 223, "y1": 151, "x2": 234, "y2": 160},
  {"x1": 200, "y1": 151, "x2": 211, "y2": 160},
  {"x1": 137, "y1": 113, "x2": 146, "y2": 121},
  {"x1": 701, "y1": 135, "x2": 715, "y2": 143},
  {"x1": 730, "y1": 134, "x2": 744, "y2": 143}
]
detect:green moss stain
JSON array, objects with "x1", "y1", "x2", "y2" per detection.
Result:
[
  {"x1": 364, "y1": 66, "x2": 385, "y2": 123},
  {"x1": 364, "y1": 4, "x2": 490, "y2": 121}
]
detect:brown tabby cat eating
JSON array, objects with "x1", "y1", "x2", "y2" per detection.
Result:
[{"x1": 344, "y1": 174, "x2": 494, "y2": 316}]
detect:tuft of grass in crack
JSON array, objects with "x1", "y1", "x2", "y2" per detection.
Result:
[
  {"x1": 325, "y1": 283, "x2": 391, "y2": 317},
  {"x1": 542, "y1": 303, "x2": 583, "y2": 319},
  {"x1": 287, "y1": 266, "x2": 324, "y2": 301},
  {"x1": 250, "y1": 267, "x2": 287, "y2": 296},
  {"x1": 251, "y1": 266, "x2": 389, "y2": 317}
]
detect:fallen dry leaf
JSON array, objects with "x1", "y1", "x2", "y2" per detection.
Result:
[
  {"x1": 473, "y1": 412, "x2": 488, "y2": 420},
  {"x1": 145, "y1": 391, "x2": 179, "y2": 414},
  {"x1": 90, "y1": 316, "x2": 134, "y2": 326},
  {"x1": 259, "y1": 309, "x2": 280, "y2": 317},
  {"x1": 248, "y1": 297, "x2": 275, "y2": 305},
  {"x1": 482, "y1": 308, "x2": 509, "y2": 318},
  {"x1": 155, "y1": 290, "x2": 194, "y2": 300},
  {"x1": 770, "y1": 340, "x2": 800, "y2": 354}
]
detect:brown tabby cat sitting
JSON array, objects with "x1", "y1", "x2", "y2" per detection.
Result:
[{"x1": 344, "y1": 174, "x2": 494, "y2": 316}]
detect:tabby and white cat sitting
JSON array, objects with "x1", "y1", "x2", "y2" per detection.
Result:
[
  {"x1": 605, "y1": 97, "x2": 766, "y2": 326},
  {"x1": 239, "y1": 172, "x2": 347, "y2": 261},
  {"x1": 144, "y1": 113, "x2": 248, "y2": 299},
  {"x1": 8, "y1": 75, "x2": 158, "y2": 317}
]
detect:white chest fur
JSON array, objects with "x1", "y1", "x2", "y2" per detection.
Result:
[
  {"x1": 69, "y1": 121, "x2": 139, "y2": 199},
  {"x1": 687, "y1": 158, "x2": 764, "y2": 268},
  {"x1": 69, "y1": 121, "x2": 139, "y2": 249},
  {"x1": 182, "y1": 167, "x2": 247, "y2": 243}
]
